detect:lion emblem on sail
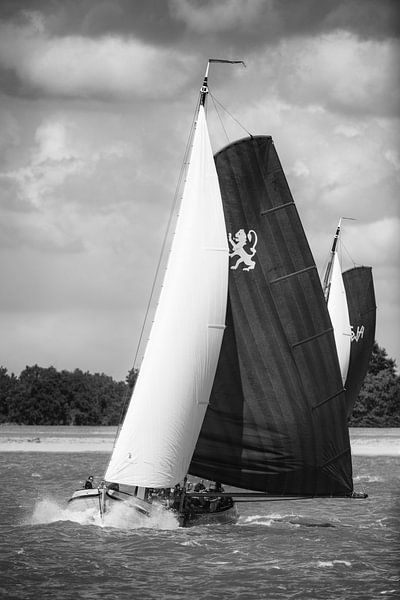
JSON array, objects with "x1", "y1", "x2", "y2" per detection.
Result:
[{"x1": 228, "y1": 229, "x2": 258, "y2": 271}]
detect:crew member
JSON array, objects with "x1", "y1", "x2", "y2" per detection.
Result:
[
  {"x1": 84, "y1": 475, "x2": 94, "y2": 489},
  {"x1": 194, "y1": 480, "x2": 206, "y2": 492}
]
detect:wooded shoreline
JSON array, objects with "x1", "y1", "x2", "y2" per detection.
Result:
[{"x1": 1, "y1": 342, "x2": 399, "y2": 427}]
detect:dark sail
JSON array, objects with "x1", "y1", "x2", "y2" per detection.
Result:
[
  {"x1": 343, "y1": 267, "x2": 376, "y2": 417},
  {"x1": 190, "y1": 136, "x2": 353, "y2": 496}
]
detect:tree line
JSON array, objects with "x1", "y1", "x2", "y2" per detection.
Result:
[
  {"x1": 349, "y1": 342, "x2": 399, "y2": 426},
  {"x1": 0, "y1": 365, "x2": 137, "y2": 426},
  {"x1": 0, "y1": 343, "x2": 398, "y2": 426}
]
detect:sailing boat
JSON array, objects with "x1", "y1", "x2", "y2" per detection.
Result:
[
  {"x1": 69, "y1": 61, "x2": 362, "y2": 526},
  {"x1": 322, "y1": 221, "x2": 376, "y2": 417},
  {"x1": 68, "y1": 60, "x2": 236, "y2": 525}
]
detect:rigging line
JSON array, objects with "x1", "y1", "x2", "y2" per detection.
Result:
[
  {"x1": 319, "y1": 252, "x2": 331, "y2": 281},
  {"x1": 340, "y1": 237, "x2": 358, "y2": 268},
  {"x1": 338, "y1": 216, "x2": 357, "y2": 267},
  {"x1": 209, "y1": 91, "x2": 252, "y2": 138},
  {"x1": 108, "y1": 97, "x2": 202, "y2": 453},
  {"x1": 210, "y1": 92, "x2": 230, "y2": 145}
]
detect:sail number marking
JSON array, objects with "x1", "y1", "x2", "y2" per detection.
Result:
[{"x1": 351, "y1": 325, "x2": 365, "y2": 342}]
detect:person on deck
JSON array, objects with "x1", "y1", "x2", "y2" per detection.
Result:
[
  {"x1": 194, "y1": 480, "x2": 206, "y2": 492},
  {"x1": 84, "y1": 475, "x2": 94, "y2": 489},
  {"x1": 107, "y1": 482, "x2": 119, "y2": 491},
  {"x1": 171, "y1": 484, "x2": 181, "y2": 509}
]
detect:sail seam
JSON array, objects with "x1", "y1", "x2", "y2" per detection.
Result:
[
  {"x1": 261, "y1": 201, "x2": 295, "y2": 215},
  {"x1": 312, "y1": 388, "x2": 344, "y2": 409},
  {"x1": 270, "y1": 265, "x2": 316, "y2": 284}
]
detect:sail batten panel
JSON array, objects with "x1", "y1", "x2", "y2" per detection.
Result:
[
  {"x1": 261, "y1": 200, "x2": 295, "y2": 214},
  {"x1": 191, "y1": 136, "x2": 353, "y2": 496},
  {"x1": 270, "y1": 265, "x2": 316, "y2": 284},
  {"x1": 291, "y1": 327, "x2": 333, "y2": 348},
  {"x1": 312, "y1": 388, "x2": 344, "y2": 409},
  {"x1": 105, "y1": 106, "x2": 229, "y2": 488}
]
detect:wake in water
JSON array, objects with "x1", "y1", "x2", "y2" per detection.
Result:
[
  {"x1": 29, "y1": 498, "x2": 179, "y2": 531},
  {"x1": 241, "y1": 513, "x2": 336, "y2": 528},
  {"x1": 317, "y1": 560, "x2": 352, "y2": 568},
  {"x1": 354, "y1": 474, "x2": 382, "y2": 483}
]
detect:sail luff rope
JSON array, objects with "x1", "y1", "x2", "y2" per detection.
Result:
[{"x1": 131, "y1": 99, "x2": 201, "y2": 370}]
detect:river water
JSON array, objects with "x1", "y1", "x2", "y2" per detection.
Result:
[{"x1": 0, "y1": 427, "x2": 398, "y2": 599}]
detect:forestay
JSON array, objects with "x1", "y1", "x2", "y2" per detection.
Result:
[{"x1": 105, "y1": 106, "x2": 229, "y2": 488}]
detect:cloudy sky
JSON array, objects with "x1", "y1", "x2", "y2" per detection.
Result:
[{"x1": 0, "y1": 0, "x2": 399, "y2": 381}]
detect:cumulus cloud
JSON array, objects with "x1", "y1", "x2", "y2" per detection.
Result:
[
  {"x1": 0, "y1": 0, "x2": 398, "y2": 377},
  {"x1": 1, "y1": 118, "x2": 87, "y2": 209},
  {"x1": 0, "y1": 115, "x2": 135, "y2": 210},
  {"x1": 170, "y1": 0, "x2": 400, "y2": 43},
  {"x1": 4, "y1": 0, "x2": 397, "y2": 41},
  {"x1": 170, "y1": 0, "x2": 267, "y2": 33},
  {"x1": 0, "y1": 113, "x2": 21, "y2": 154},
  {"x1": 0, "y1": 111, "x2": 141, "y2": 259},
  {"x1": 0, "y1": 15, "x2": 193, "y2": 99},
  {"x1": 344, "y1": 218, "x2": 400, "y2": 268},
  {"x1": 259, "y1": 32, "x2": 400, "y2": 118}
]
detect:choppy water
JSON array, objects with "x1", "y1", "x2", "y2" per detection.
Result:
[{"x1": 0, "y1": 448, "x2": 399, "y2": 599}]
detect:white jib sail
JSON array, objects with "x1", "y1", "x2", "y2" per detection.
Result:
[
  {"x1": 326, "y1": 252, "x2": 351, "y2": 384},
  {"x1": 105, "y1": 106, "x2": 229, "y2": 488}
]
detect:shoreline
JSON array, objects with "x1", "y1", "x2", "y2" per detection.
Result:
[{"x1": 0, "y1": 426, "x2": 398, "y2": 455}]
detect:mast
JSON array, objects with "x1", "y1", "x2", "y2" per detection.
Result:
[
  {"x1": 323, "y1": 217, "x2": 355, "y2": 301},
  {"x1": 200, "y1": 62, "x2": 210, "y2": 107},
  {"x1": 323, "y1": 218, "x2": 342, "y2": 301}
]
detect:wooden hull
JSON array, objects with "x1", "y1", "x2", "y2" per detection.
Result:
[
  {"x1": 181, "y1": 503, "x2": 239, "y2": 527},
  {"x1": 68, "y1": 488, "x2": 150, "y2": 516},
  {"x1": 67, "y1": 488, "x2": 238, "y2": 526}
]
